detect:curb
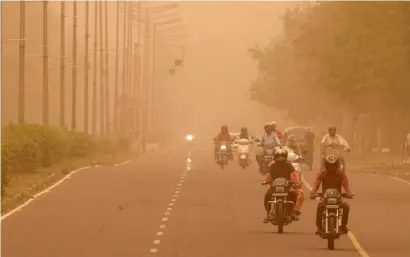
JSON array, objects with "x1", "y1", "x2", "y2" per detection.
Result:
[{"x1": 1, "y1": 159, "x2": 132, "y2": 222}]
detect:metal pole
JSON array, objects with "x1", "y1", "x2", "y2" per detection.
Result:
[
  {"x1": 99, "y1": 0, "x2": 105, "y2": 135},
  {"x1": 18, "y1": 0, "x2": 26, "y2": 124},
  {"x1": 92, "y1": 1, "x2": 98, "y2": 135},
  {"x1": 122, "y1": 1, "x2": 127, "y2": 95},
  {"x1": 127, "y1": 3, "x2": 133, "y2": 95},
  {"x1": 142, "y1": 8, "x2": 149, "y2": 150},
  {"x1": 136, "y1": 2, "x2": 142, "y2": 138},
  {"x1": 114, "y1": 0, "x2": 120, "y2": 133},
  {"x1": 60, "y1": 1, "x2": 65, "y2": 128},
  {"x1": 149, "y1": 24, "x2": 156, "y2": 135},
  {"x1": 42, "y1": 0, "x2": 49, "y2": 125},
  {"x1": 84, "y1": 0, "x2": 90, "y2": 133},
  {"x1": 104, "y1": 0, "x2": 110, "y2": 133},
  {"x1": 144, "y1": 9, "x2": 150, "y2": 133},
  {"x1": 71, "y1": 0, "x2": 78, "y2": 131}
]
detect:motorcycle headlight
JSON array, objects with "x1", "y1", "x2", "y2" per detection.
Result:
[
  {"x1": 274, "y1": 186, "x2": 285, "y2": 193},
  {"x1": 220, "y1": 145, "x2": 227, "y2": 150},
  {"x1": 186, "y1": 134, "x2": 193, "y2": 141},
  {"x1": 326, "y1": 198, "x2": 338, "y2": 205}
]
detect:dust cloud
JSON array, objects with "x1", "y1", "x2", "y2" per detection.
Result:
[{"x1": 1, "y1": 1, "x2": 297, "y2": 141}]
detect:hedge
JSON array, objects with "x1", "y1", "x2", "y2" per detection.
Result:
[{"x1": 1, "y1": 123, "x2": 129, "y2": 196}]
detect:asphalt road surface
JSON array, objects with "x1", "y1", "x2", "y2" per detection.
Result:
[{"x1": 2, "y1": 144, "x2": 410, "y2": 257}]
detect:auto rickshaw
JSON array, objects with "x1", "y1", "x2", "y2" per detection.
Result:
[{"x1": 284, "y1": 127, "x2": 315, "y2": 170}]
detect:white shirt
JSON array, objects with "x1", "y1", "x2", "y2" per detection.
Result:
[{"x1": 320, "y1": 133, "x2": 350, "y2": 152}]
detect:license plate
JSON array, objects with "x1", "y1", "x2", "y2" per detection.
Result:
[{"x1": 326, "y1": 205, "x2": 339, "y2": 209}]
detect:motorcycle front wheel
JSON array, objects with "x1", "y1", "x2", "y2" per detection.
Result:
[
  {"x1": 276, "y1": 202, "x2": 285, "y2": 234},
  {"x1": 327, "y1": 216, "x2": 336, "y2": 250}
]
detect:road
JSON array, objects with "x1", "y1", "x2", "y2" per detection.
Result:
[{"x1": 2, "y1": 144, "x2": 410, "y2": 257}]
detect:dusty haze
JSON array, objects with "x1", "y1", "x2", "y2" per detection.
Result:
[{"x1": 2, "y1": 1, "x2": 298, "y2": 140}]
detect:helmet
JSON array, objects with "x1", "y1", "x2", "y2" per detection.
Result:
[
  {"x1": 325, "y1": 154, "x2": 338, "y2": 164},
  {"x1": 274, "y1": 148, "x2": 288, "y2": 162},
  {"x1": 324, "y1": 154, "x2": 339, "y2": 171}
]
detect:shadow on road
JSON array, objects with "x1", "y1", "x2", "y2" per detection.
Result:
[{"x1": 247, "y1": 230, "x2": 312, "y2": 235}]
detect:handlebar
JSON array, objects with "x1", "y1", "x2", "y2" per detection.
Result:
[{"x1": 311, "y1": 192, "x2": 354, "y2": 199}]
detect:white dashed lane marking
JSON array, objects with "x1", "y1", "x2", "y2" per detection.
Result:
[{"x1": 149, "y1": 152, "x2": 191, "y2": 254}]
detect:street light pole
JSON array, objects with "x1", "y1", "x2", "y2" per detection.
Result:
[
  {"x1": 18, "y1": 0, "x2": 26, "y2": 124},
  {"x1": 84, "y1": 0, "x2": 90, "y2": 133},
  {"x1": 71, "y1": 0, "x2": 78, "y2": 131},
  {"x1": 60, "y1": 1, "x2": 65, "y2": 128},
  {"x1": 92, "y1": 1, "x2": 98, "y2": 135},
  {"x1": 104, "y1": 0, "x2": 110, "y2": 133},
  {"x1": 42, "y1": 0, "x2": 49, "y2": 125},
  {"x1": 99, "y1": 0, "x2": 105, "y2": 135},
  {"x1": 114, "y1": 0, "x2": 120, "y2": 133},
  {"x1": 142, "y1": 8, "x2": 150, "y2": 149}
]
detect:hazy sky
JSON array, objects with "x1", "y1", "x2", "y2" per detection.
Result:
[{"x1": 2, "y1": 1, "x2": 297, "y2": 137}]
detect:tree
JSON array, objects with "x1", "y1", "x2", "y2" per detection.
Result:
[{"x1": 250, "y1": 2, "x2": 410, "y2": 128}]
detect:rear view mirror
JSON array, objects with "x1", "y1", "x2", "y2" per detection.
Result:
[{"x1": 302, "y1": 149, "x2": 308, "y2": 154}]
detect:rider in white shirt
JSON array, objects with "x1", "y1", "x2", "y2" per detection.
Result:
[{"x1": 320, "y1": 126, "x2": 350, "y2": 170}]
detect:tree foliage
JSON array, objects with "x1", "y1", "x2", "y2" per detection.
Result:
[{"x1": 249, "y1": 2, "x2": 410, "y2": 126}]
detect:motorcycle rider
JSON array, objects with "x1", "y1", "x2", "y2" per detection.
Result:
[
  {"x1": 263, "y1": 149, "x2": 304, "y2": 223},
  {"x1": 284, "y1": 135, "x2": 302, "y2": 156},
  {"x1": 271, "y1": 121, "x2": 285, "y2": 143},
  {"x1": 213, "y1": 125, "x2": 233, "y2": 161},
  {"x1": 239, "y1": 127, "x2": 251, "y2": 140},
  {"x1": 256, "y1": 123, "x2": 281, "y2": 167},
  {"x1": 310, "y1": 155, "x2": 353, "y2": 235},
  {"x1": 320, "y1": 126, "x2": 350, "y2": 170}
]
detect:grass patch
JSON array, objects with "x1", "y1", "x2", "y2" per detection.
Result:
[{"x1": 1, "y1": 151, "x2": 134, "y2": 215}]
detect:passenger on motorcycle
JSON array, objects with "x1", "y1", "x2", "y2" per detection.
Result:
[
  {"x1": 239, "y1": 127, "x2": 251, "y2": 140},
  {"x1": 283, "y1": 135, "x2": 302, "y2": 156},
  {"x1": 263, "y1": 149, "x2": 304, "y2": 223},
  {"x1": 310, "y1": 155, "x2": 353, "y2": 235},
  {"x1": 256, "y1": 123, "x2": 281, "y2": 166},
  {"x1": 213, "y1": 125, "x2": 233, "y2": 161},
  {"x1": 320, "y1": 126, "x2": 350, "y2": 170},
  {"x1": 271, "y1": 121, "x2": 285, "y2": 143}
]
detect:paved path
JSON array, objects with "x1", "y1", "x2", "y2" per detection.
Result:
[{"x1": 2, "y1": 145, "x2": 410, "y2": 257}]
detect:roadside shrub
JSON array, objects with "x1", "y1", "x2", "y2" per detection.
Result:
[
  {"x1": 1, "y1": 123, "x2": 129, "y2": 194},
  {"x1": 67, "y1": 131, "x2": 95, "y2": 157}
]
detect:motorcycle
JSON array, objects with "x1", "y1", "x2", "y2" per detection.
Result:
[
  {"x1": 216, "y1": 142, "x2": 230, "y2": 169},
  {"x1": 237, "y1": 138, "x2": 251, "y2": 168},
  {"x1": 255, "y1": 139, "x2": 276, "y2": 175},
  {"x1": 261, "y1": 146, "x2": 275, "y2": 175},
  {"x1": 312, "y1": 189, "x2": 353, "y2": 250},
  {"x1": 262, "y1": 178, "x2": 300, "y2": 233}
]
